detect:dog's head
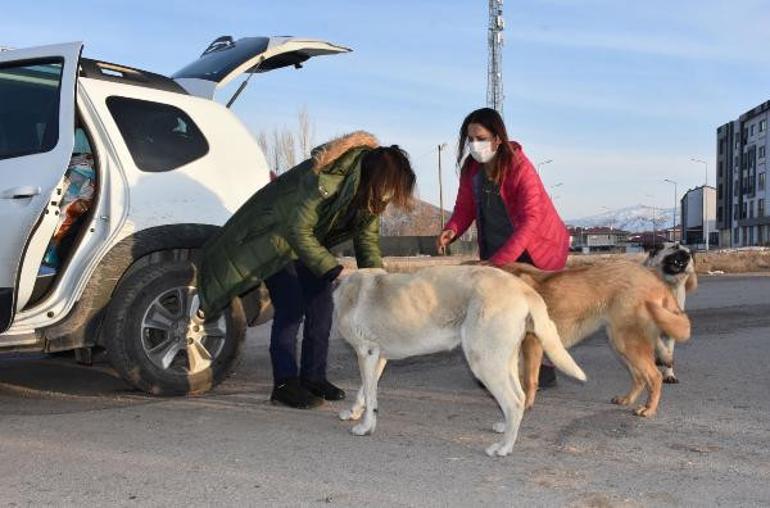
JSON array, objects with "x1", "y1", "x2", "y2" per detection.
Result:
[{"x1": 645, "y1": 242, "x2": 697, "y2": 291}]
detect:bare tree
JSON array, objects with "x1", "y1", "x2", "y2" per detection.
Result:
[
  {"x1": 279, "y1": 128, "x2": 296, "y2": 170},
  {"x1": 256, "y1": 131, "x2": 270, "y2": 167},
  {"x1": 257, "y1": 108, "x2": 313, "y2": 174},
  {"x1": 297, "y1": 105, "x2": 314, "y2": 159},
  {"x1": 270, "y1": 128, "x2": 282, "y2": 173}
]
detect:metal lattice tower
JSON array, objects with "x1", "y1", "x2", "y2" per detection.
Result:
[{"x1": 487, "y1": 0, "x2": 505, "y2": 113}]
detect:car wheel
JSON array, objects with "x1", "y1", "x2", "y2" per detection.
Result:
[{"x1": 103, "y1": 259, "x2": 246, "y2": 395}]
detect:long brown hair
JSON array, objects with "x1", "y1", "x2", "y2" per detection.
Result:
[
  {"x1": 353, "y1": 145, "x2": 416, "y2": 215},
  {"x1": 456, "y1": 108, "x2": 517, "y2": 184}
]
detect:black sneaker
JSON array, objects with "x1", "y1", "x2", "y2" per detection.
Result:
[
  {"x1": 538, "y1": 365, "x2": 557, "y2": 389},
  {"x1": 271, "y1": 378, "x2": 323, "y2": 409},
  {"x1": 301, "y1": 379, "x2": 346, "y2": 401}
]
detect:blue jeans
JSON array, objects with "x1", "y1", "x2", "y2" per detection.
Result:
[{"x1": 263, "y1": 261, "x2": 333, "y2": 385}]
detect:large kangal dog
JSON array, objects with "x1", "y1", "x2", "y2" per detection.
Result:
[
  {"x1": 503, "y1": 260, "x2": 691, "y2": 417},
  {"x1": 333, "y1": 265, "x2": 586, "y2": 457},
  {"x1": 644, "y1": 242, "x2": 698, "y2": 383}
]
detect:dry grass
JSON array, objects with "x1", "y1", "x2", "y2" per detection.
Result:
[{"x1": 339, "y1": 247, "x2": 770, "y2": 274}]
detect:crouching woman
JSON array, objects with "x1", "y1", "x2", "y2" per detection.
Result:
[{"x1": 197, "y1": 132, "x2": 416, "y2": 408}]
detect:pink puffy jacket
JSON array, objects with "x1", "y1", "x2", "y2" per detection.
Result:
[{"x1": 445, "y1": 142, "x2": 570, "y2": 270}]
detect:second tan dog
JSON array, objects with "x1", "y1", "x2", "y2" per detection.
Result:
[{"x1": 503, "y1": 260, "x2": 691, "y2": 417}]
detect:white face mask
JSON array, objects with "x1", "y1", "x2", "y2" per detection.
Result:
[{"x1": 468, "y1": 140, "x2": 497, "y2": 163}]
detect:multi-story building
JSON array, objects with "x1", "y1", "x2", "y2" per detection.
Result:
[
  {"x1": 681, "y1": 186, "x2": 717, "y2": 246},
  {"x1": 717, "y1": 102, "x2": 770, "y2": 247}
]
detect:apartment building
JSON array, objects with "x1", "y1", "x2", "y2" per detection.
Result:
[{"x1": 716, "y1": 102, "x2": 770, "y2": 247}]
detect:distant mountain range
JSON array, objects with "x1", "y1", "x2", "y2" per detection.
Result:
[
  {"x1": 381, "y1": 202, "x2": 678, "y2": 236},
  {"x1": 380, "y1": 198, "x2": 452, "y2": 236},
  {"x1": 568, "y1": 204, "x2": 677, "y2": 233}
]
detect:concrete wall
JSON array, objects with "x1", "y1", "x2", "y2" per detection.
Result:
[{"x1": 331, "y1": 236, "x2": 479, "y2": 258}]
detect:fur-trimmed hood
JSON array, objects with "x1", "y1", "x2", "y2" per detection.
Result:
[{"x1": 311, "y1": 131, "x2": 379, "y2": 172}]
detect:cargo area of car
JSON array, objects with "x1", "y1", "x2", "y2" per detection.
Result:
[{"x1": 25, "y1": 120, "x2": 98, "y2": 308}]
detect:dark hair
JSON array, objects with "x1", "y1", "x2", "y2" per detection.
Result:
[
  {"x1": 457, "y1": 107, "x2": 517, "y2": 184},
  {"x1": 354, "y1": 145, "x2": 416, "y2": 215}
]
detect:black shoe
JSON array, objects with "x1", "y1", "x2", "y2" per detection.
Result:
[
  {"x1": 538, "y1": 365, "x2": 557, "y2": 389},
  {"x1": 301, "y1": 379, "x2": 346, "y2": 401},
  {"x1": 271, "y1": 378, "x2": 323, "y2": 409}
]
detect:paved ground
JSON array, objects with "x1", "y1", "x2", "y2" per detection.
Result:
[{"x1": 1, "y1": 275, "x2": 769, "y2": 507}]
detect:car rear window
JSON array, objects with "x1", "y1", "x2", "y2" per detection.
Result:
[
  {"x1": 106, "y1": 96, "x2": 209, "y2": 173},
  {"x1": 0, "y1": 58, "x2": 63, "y2": 160}
]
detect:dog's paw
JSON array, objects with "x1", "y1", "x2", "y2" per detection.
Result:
[
  {"x1": 662, "y1": 374, "x2": 679, "y2": 384},
  {"x1": 339, "y1": 408, "x2": 363, "y2": 421},
  {"x1": 351, "y1": 423, "x2": 374, "y2": 436},
  {"x1": 492, "y1": 422, "x2": 506, "y2": 434},
  {"x1": 485, "y1": 441, "x2": 513, "y2": 457},
  {"x1": 633, "y1": 405, "x2": 656, "y2": 417},
  {"x1": 611, "y1": 395, "x2": 632, "y2": 406}
]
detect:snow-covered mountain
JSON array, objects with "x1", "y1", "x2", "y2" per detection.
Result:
[{"x1": 568, "y1": 204, "x2": 677, "y2": 233}]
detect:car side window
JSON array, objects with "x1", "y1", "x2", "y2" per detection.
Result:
[
  {"x1": 0, "y1": 58, "x2": 64, "y2": 160},
  {"x1": 106, "y1": 96, "x2": 209, "y2": 173}
]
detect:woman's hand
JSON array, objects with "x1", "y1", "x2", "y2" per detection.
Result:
[{"x1": 436, "y1": 229, "x2": 457, "y2": 255}]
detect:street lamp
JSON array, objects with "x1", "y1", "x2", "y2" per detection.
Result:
[
  {"x1": 438, "y1": 143, "x2": 448, "y2": 231},
  {"x1": 536, "y1": 159, "x2": 553, "y2": 176},
  {"x1": 664, "y1": 178, "x2": 678, "y2": 242},
  {"x1": 549, "y1": 182, "x2": 563, "y2": 200},
  {"x1": 691, "y1": 157, "x2": 710, "y2": 250}
]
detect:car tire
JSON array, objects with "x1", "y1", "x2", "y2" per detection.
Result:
[{"x1": 103, "y1": 259, "x2": 246, "y2": 395}]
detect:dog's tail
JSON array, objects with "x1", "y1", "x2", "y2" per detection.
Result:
[
  {"x1": 646, "y1": 298, "x2": 691, "y2": 342},
  {"x1": 525, "y1": 292, "x2": 587, "y2": 382}
]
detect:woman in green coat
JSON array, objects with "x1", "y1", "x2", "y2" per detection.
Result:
[{"x1": 197, "y1": 131, "x2": 416, "y2": 408}]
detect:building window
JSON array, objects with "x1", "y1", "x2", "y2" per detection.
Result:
[
  {"x1": 761, "y1": 119, "x2": 767, "y2": 133},
  {"x1": 734, "y1": 228, "x2": 740, "y2": 244},
  {"x1": 743, "y1": 202, "x2": 748, "y2": 218},
  {"x1": 760, "y1": 146, "x2": 766, "y2": 158},
  {"x1": 760, "y1": 199, "x2": 766, "y2": 218},
  {"x1": 760, "y1": 172, "x2": 766, "y2": 190},
  {"x1": 749, "y1": 201, "x2": 755, "y2": 218},
  {"x1": 750, "y1": 124, "x2": 756, "y2": 136}
]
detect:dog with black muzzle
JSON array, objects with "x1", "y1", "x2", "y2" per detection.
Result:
[{"x1": 645, "y1": 242, "x2": 698, "y2": 383}]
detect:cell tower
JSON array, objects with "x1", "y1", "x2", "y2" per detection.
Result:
[{"x1": 487, "y1": 0, "x2": 505, "y2": 113}]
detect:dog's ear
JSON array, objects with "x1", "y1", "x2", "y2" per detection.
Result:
[{"x1": 685, "y1": 272, "x2": 698, "y2": 293}]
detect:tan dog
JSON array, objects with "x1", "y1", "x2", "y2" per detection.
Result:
[
  {"x1": 503, "y1": 260, "x2": 691, "y2": 417},
  {"x1": 333, "y1": 265, "x2": 586, "y2": 457},
  {"x1": 644, "y1": 242, "x2": 698, "y2": 383}
]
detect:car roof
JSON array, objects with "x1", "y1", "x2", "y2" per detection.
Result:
[{"x1": 79, "y1": 58, "x2": 187, "y2": 95}]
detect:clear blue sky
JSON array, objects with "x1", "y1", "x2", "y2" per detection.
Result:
[{"x1": 4, "y1": 0, "x2": 770, "y2": 219}]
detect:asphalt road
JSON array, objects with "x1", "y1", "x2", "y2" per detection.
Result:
[{"x1": 1, "y1": 274, "x2": 769, "y2": 507}]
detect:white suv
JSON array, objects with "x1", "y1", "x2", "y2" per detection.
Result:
[{"x1": 0, "y1": 36, "x2": 349, "y2": 394}]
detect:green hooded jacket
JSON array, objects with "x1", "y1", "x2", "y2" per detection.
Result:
[{"x1": 197, "y1": 131, "x2": 383, "y2": 315}]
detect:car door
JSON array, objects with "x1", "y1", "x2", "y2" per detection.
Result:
[
  {"x1": 172, "y1": 36, "x2": 351, "y2": 99},
  {"x1": 0, "y1": 42, "x2": 82, "y2": 333}
]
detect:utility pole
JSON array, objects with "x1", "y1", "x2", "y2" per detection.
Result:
[
  {"x1": 438, "y1": 143, "x2": 447, "y2": 231},
  {"x1": 664, "y1": 179, "x2": 678, "y2": 241},
  {"x1": 487, "y1": 0, "x2": 504, "y2": 113}
]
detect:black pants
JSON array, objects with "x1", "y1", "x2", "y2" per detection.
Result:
[{"x1": 263, "y1": 261, "x2": 333, "y2": 385}]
